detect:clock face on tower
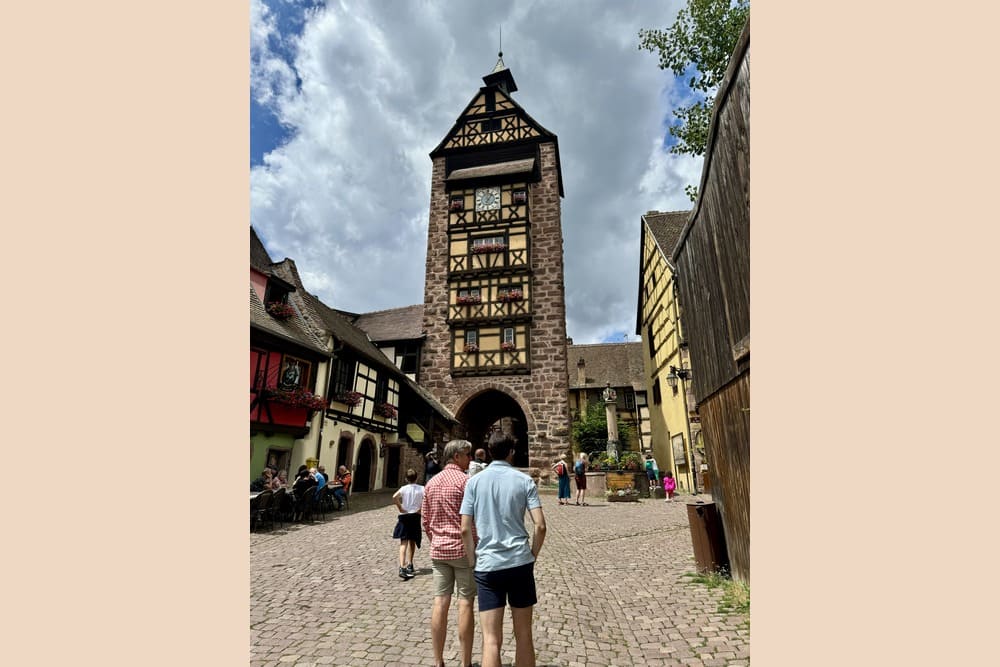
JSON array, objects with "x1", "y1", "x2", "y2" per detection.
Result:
[{"x1": 475, "y1": 186, "x2": 501, "y2": 211}]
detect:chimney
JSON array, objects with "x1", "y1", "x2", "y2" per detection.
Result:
[{"x1": 576, "y1": 358, "x2": 586, "y2": 386}]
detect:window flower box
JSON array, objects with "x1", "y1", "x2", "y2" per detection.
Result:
[
  {"x1": 471, "y1": 243, "x2": 507, "y2": 254},
  {"x1": 456, "y1": 295, "x2": 481, "y2": 305},
  {"x1": 497, "y1": 289, "x2": 523, "y2": 303},
  {"x1": 463, "y1": 343, "x2": 479, "y2": 353},
  {"x1": 264, "y1": 388, "x2": 327, "y2": 411},
  {"x1": 449, "y1": 198, "x2": 464, "y2": 212},
  {"x1": 338, "y1": 391, "x2": 362, "y2": 407},
  {"x1": 375, "y1": 402, "x2": 398, "y2": 419},
  {"x1": 501, "y1": 341, "x2": 517, "y2": 352},
  {"x1": 266, "y1": 301, "x2": 296, "y2": 320}
]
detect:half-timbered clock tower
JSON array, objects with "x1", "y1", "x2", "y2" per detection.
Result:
[{"x1": 421, "y1": 54, "x2": 570, "y2": 473}]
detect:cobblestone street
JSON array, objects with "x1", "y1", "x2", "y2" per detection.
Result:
[{"x1": 250, "y1": 490, "x2": 749, "y2": 666}]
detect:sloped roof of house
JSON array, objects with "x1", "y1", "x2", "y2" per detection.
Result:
[
  {"x1": 643, "y1": 211, "x2": 689, "y2": 261},
  {"x1": 303, "y1": 291, "x2": 394, "y2": 368},
  {"x1": 249, "y1": 283, "x2": 329, "y2": 356},
  {"x1": 250, "y1": 226, "x2": 275, "y2": 272},
  {"x1": 353, "y1": 304, "x2": 425, "y2": 342},
  {"x1": 635, "y1": 211, "x2": 690, "y2": 336},
  {"x1": 567, "y1": 342, "x2": 646, "y2": 391}
]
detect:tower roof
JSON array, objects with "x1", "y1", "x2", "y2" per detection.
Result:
[{"x1": 482, "y1": 51, "x2": 517, "y2": 94}]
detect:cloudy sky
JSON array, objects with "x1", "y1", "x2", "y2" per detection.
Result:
[{"x1": 251, "y1": 0, "x2": 703, "y2": 344}]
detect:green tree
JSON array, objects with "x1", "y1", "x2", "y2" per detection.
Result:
[
  {"x1": 571, "y1": 401, "x2": 635, "y2": 455},
  {"x1": 639, "y1": 0, "x2": 749, "y2": 162}
]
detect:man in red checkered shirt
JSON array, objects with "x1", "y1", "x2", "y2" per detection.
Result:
[{"x1": 421, "y1": 439, "x2": 476, "y2": 667}]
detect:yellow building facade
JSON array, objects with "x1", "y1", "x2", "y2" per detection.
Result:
[{"x1": 636, "y1": 211, "x2": 700, "y2": 493}]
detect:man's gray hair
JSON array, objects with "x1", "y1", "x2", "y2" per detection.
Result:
[{"x1": 443, "y1": 439, "x2": 472, "y2": 462}]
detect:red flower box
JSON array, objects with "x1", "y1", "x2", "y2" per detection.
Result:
[
  {"x1": 501, "y1": 342, "x2": 517, "y2": 352},
  {"x1": 463, "y1": 343, "x2": 479, "y2": 353},
  {"x1": 266, "y1": 301, "x2": 296, "y2": 320},
  {"x1": 375, "y1": 402, "x2": 398, "y2": 419},
  {"x1": 264, "y1": 388, "x2": 327, "y2": 411},
  {"x1": 456, "y1": 295, "x2": 481, "y2": 305},
  {"x1": 338, "y1": 391, "x2": 362, "y2": 407},
  {"x1": 471, "y1": 243, "x2": 507, "y2": 255},
  {"x1": 497, "y1": 289, "x2": 523, "y2": 303}
]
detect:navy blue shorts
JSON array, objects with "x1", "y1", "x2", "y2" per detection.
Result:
[{"x1": 474, "y1": 562, "x2": 537, "y2": 612}]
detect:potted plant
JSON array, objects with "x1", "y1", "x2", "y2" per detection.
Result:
[
  {"x1": 456, "y1": 294, "x2": 481, "y2": 305},
  {"x1": 501, "y1": 341, "x2": 517, "y2": 352},
  {"x1": 337, "y1": 391, "x2": 362, "y2": 407},
  {"x1": 375, "y1": 402, "x2": 398, "y2": 419},
  {"x1": 463, "y1": 343, "x2": 479, "y2": 353},
  {"x1": 619, "y1": 452, "x2": 642, "y2": 472},
  {"x1": 266, "y1": 301, "x2": 296, "y2": 320}
]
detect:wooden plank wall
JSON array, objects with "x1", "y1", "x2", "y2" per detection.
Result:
[
  {"x1": 697, "y1": 376, "x2": 750, "y2": 581},
  {"x1": 671, "y1": 23, "x2": 751, "y2": 582}
]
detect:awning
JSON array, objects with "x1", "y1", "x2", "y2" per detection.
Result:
[{"x1": 446, "y1": 158, "x2": 535, "y2": 181}]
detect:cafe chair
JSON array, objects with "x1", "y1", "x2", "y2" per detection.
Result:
[
  {"x1": 270, "y1": 487, "x2": 287, "y2": 529},
  {"x1": 293, "y1": 483, "x2": 317, "y2": 522},
  {"x1": 251, "y1": 490, "x2": 273, "y2": 532}
]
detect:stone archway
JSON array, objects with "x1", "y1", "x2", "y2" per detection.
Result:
[
  {"x1": 355, "y1": 437, "x2": 376, "y2": 492},
  {"x1": 456, "y1": 388, "x2": 531, "y2": 467}
]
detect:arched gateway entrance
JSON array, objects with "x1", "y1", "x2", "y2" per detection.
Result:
[{"x1": 456, "y1": 389, "x2": 530, "y2": 467}]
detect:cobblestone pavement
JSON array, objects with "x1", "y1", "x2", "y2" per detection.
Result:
[{"x1": 250, "y1": 489, "x2": 749, "y2": 666}]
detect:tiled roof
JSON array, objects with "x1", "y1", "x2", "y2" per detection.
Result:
[
  {"x1": 567, "y1": 342, "x2": 646, "y2": 391},
  {"x1": 249, "y1": 283, "x2": 328, "y2": 356},
  {"x1": 303, "y1": 291, "x2": 395, "y2": 370},
  {"x1": 643, "y1": 211, "x2": 690, "y2": 261},
  {"x1": 250, "y1": 226, "x2": 275, "y2": 272},
  {"x1": 353, "y1": 304, "x2": 425, "y2": 342}
]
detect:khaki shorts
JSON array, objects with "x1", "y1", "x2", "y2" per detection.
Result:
[{"x1": 432, "y1": 558, "x2": 476, "y2": 599}]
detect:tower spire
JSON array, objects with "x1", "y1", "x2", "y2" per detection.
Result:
[
  {"x1": 484, "y1": 25, "x2": 517, "y2": 94},
  {"x1": 493, "y1": 25, "x2": 506, "y2": 73}
]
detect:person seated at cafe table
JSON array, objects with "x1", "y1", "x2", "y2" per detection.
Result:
[
  {"x1": 333, "y1": 465, "x2": 352, "y2": 510},
  {"x1": 250, "y1": 468, "x2": 273, "y2": 492},
  {"x1": 292, "y1": 466, "x2": 314, "y2": 495},
  {"x1": 311, "y1": 466, "x2": 327, "y2": 500},
  {"x1": 268, "y1": 468, "x2": 283, "y2": 491},
  {"x1": 274, "y1": 468, "x2": 288, "y2": 489}
]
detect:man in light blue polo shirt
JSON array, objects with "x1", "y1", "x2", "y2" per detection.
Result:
[{"x1": 460, "y1": 431, "x2": 546, "y2": 667}]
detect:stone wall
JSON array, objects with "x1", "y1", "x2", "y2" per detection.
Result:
[{"x1": 422, "y1": 141, "x2": 571, "y2": 479}]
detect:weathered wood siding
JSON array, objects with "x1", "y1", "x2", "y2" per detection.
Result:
[
  {"x1": 671, "y1": 23, "x2": 751, "y2": 582},
  {"x1": 696, "y1": 375, "x2": 749, "y2": 579}
]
